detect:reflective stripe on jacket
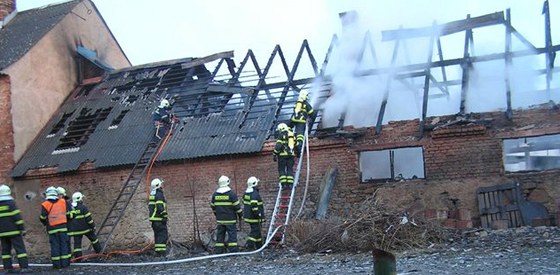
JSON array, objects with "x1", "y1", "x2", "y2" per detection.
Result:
[
  {"x1": 291, "y1": 99, "x2": 314, "y2": 123},
  {"x1": 274, "y1": 129, "x2": 295, "y2": 157},
  {"x1": 242, "y1": 190, "x2": 265, "y2": 223},
  {"x1": 148, "y1": 189, "x2": 167, "y2": 222},
  {"x1": 0, "y1": 200, "x2": 24, "y2": 237},
  {"x1": 68, "y1": 202, "x2": 95, "y2": 236},
  {"x1": 210, "y1": 190, "x2": 242, "y2": 224}
]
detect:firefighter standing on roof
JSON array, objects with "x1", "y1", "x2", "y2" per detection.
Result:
[
  {"x1": 242, "y1": 177, "x2": 265, "y2": 250},
  {"x1": 290, "y1": 90, "x2": 315, "y2": 156},
  {"x1": 152, "y1": 99, "x2": 173, "y2": 141},
  {"x1": 273, "y1": 123, "x2": 296, "y2": 190},
  {"x1": 210, "y1": 176, "x2": 242, "y2": 254},
  {"x1": 149, "y1": 178, "x2": 169, "y2": 256},
  {"x1": 0, "y1": 184, "x2": 30, "y2": 273},
  {"x1": 40, "y1": 186, "x2": 73, "y2": 269},
  {"x1": 68, "y1": 192, "x2": 101, "y2": 258}
]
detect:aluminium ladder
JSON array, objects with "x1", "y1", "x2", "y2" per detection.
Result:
[
  {"x1": 95, "y1": 130, "x2": 172, "y2": 252},
  {"x1": 266, "y1": 126, "x2": 308, "y2": 245}
]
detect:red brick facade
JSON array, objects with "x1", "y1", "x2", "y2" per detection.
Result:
[
  {"x1": 0, "y1": 0, "x2": 15, "y2": 22},
  {"x1": 11, "y1": 106, "x2": 560, "y2": 255},
  {"x1": 0, "y1": 75, "x2": 15, "y2": 183}
]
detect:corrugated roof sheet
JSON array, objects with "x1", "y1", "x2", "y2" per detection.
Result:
[
  {"x1": 0, "y1": 0, "x2": 80, "y2": 70},
  {"x1": 11, "y1": 55, "x2": 278, "y2": 177}
]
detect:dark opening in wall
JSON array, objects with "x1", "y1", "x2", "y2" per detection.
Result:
[{"x1": 360, "y1": 147, "x2": 425, "y2": 182}]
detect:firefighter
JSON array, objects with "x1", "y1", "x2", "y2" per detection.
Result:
[
  {"x1": 290, "y1": 90, "x2": 315, "y2": 156},
  {"x1": 210, "y1": 175, "x2": 242, "y2": 254},
  {"x1": 56, "y1": 186, "x2": 69, "y2": 201},
  {"x1": 149, "y1": 178, "x2": 168, "y2": 256},
  {"x1": 0, "y1": 184, "x2": 30, "y2": 273},
  {"x1": 152, "y1": 99, "x2": 173, "y2": 141},
  {"x1": 242, "y1": 177, "x2": 265, "y2": 250},
  {"x1": 40, "y1": 186, "x2": 72, "y2": 269},
  {"x1": 68, "y1": 192, "x2": 101, "y2": 259},
  {"x1": 273, "y1": 123, "x2": 296, "y2": 190}
]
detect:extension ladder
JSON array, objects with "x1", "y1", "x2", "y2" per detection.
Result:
[
  {"x1": 266, "y1": 127, "x2": 308, "y2": 245},
  {"x1": 95, "y1": 125, "x2": 174, "y2": 252}
]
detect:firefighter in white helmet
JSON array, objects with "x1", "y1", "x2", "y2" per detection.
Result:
[
  {"x1": 68, "y1": 191, "x2": 101, "y2": 258},
  {"x1": 40, "y1": 186, "x2": 73, "y2": 269},
  {"x1": 0, "y1": 184, "x2": 30, "y2": 272},
  {"x1": 210, "y1": 175, "x2": 242, "y2": 254},
  {"x1": 149, "y1": 178, "x2": 168, "y2": 256},
  {"x1": 151, "y1": 98, "x2": 174, "y2": 142},
  {"x1": 242, "y1": 176, "x2": 265, "y2": 250},
  {"x1": 273, "y1": 122, "x2": 296, "y2": 190},
  {"x1": 290, "y1": 90, "x2": 315, "y2": 156}
]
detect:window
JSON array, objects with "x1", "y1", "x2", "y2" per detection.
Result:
[
  {"x1": 503, "y1": 134, "x2": 560, "y2": 172},
  {"x1": 360, "y1": 147, "x2": 425, "y2": 182}
]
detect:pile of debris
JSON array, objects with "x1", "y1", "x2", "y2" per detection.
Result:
[{"x1": 288, "y1": 194, "x2": 456, "y2": 253}]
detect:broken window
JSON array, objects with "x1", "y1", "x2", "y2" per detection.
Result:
[
  {"x1": 54, "y1": 107, "x2": 112, "y2": 151},
  {"x1": 359, "y1": 147, "x2": 425, "y2": 182},
  {"x1": 47, "y1": 111, "x2": 75, "y2": 138},
  {"x1": 108, "y1": 110, "x2": 129, "y2": 129},
  {"x1": 503, "y1": 134, "x2": 560, "y2": 172}
]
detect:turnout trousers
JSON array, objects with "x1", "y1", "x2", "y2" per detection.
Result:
[{"x1": 1, "y1": 235, "x2": 28, "y2": 270}]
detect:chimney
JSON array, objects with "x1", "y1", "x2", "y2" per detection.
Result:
[{"x1": 0, "y1": 0, "x2": 16, "y2": 22}]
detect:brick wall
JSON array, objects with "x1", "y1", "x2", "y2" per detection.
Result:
[
  {"x1": 0, "y1": 75, "x2": 15, "y2": 183},
  {"x1": 13, "y1": 106, "x2": 560, "y2": 255},
  {"x1": 0, "y1": 0, "x2": 15, "y2": 22}
]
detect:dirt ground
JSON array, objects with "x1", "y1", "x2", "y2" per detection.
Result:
[{"x1": 13, "y1": 226, "x2": 560, "y2": 274}]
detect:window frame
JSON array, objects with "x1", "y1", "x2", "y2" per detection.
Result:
[{"x1": 359, "y1": 146, "x2": 426, "y2": 183}]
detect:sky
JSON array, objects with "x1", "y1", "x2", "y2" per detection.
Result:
[
  {"x1": 16, "y1": 0, "x2": 558, "y2": 66},
  {"x1": 16, "y1": 0, "x2": 559, "y2": 127}
]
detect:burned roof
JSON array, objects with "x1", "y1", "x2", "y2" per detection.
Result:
[
  {"x1": 0, "y1": 0, "x2": 81, "y2": 70},
  {"x1": 12, "y1": 45, "x2": 320, "y2": 177}
]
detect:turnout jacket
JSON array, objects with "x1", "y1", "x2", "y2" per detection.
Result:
[
  {"x1": 148, "y1": 189, "x2": 168, "y2": 222},
  {"x1": 291, "y1": 98, "x2": 315, "y2": 124},
  {"x1": 210, "y1": 189, "x2": 242, "y2": 224},
  {"x1": 242, "y1": 189, "x2": 265, "y2": 224},
  {"x1": 0, "y1": 198, "x2": 25, "y2": 237},
  {"x1": 274, "y1": 129, "x2": 295, "y2": 157},
  {"x1": 40, "y1": 198, "x2": 73, "y2": 234},
  {"x1": 68, "y1": 202, "x2": 95, "y2": 236},
  {"x1": 152, "y1": 107, "x2": 171, "y2": 125}
]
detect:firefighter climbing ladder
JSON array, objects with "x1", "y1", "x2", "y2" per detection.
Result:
[
  {"x1": 266, "y1": 126, "x2": 308, "y2": 245},
  {"x1": 95, "y1": 125, "x2": 174, "y2": 252}
]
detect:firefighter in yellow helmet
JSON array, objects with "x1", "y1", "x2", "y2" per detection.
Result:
[
  {"x1": 210, "y1": 175, "x2": 242, "y2": 254},
  {"x1": 273, "y1": 122, "x2": 296, "y2": 190},
  {"x1": 148, "y1": 178, "x2": 168, "y2": 256},
  {"x1": 290, "y1": 90, "x2": 315, "y2": 156},
  {"x1": 242, "y1": 177, "x2": 265, "y2": 250}
]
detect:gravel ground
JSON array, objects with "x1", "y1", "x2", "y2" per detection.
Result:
[{"x1": 17, "y1": 226, "x2": 560, "y2": 274}]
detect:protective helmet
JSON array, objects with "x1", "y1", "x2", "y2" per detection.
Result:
[
  {"x1": 56, "y1": 186, "x2": 66, "y2": 197},
  {"x1": 298, "y1": 90, "x2": 309, "y2": 101},
  {"x1": 218, "y1": 175, "x2": 230, "y2": 188},
  {"x1": 247, "y1": 176, "x2": 259, "y2": 188},
  {"x1": 277, "y1": 123, "x2": 288, "y2": 132},
  {"x1": 72, "y1": 192, "x2": 83, "y2": 203},
  {"x1": 151, "y1": 178, "x2": 164, "y2": 190},
  {"x1": 45, "y1": 186, "x2": 58, "y2": 200},
  {"x1": 159, "y1": 99, "x2": 170, "y2": 108},
  {"x1": 0, "y1": 184, "x2": 11, "y2": 196}
]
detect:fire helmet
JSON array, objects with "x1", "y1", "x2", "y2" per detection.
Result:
[
  {"x1": 56, "y1": 186, "x2": 66, "y2": 197},
  {"x1": 45, "y1": 186, "x2": 58, "y2": 200},
  {"x1": 159, "y1": 99, "x2": 170, "y2": 108},
  {"x1": 72, "y1": 192, "x2": 83, "y2": 203},
  {"x1": 247, "y1": 176, "x2": 259, "y2": 188},
  {"x1": 218, "y1": 175, "x2": 230, "y2": 188},
  {"x1": 151, "y1": 178, "x2": 164, "y2": 190},
  {"x1": 0, "y1": 184, "x2": 11, "y2": 196}
]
